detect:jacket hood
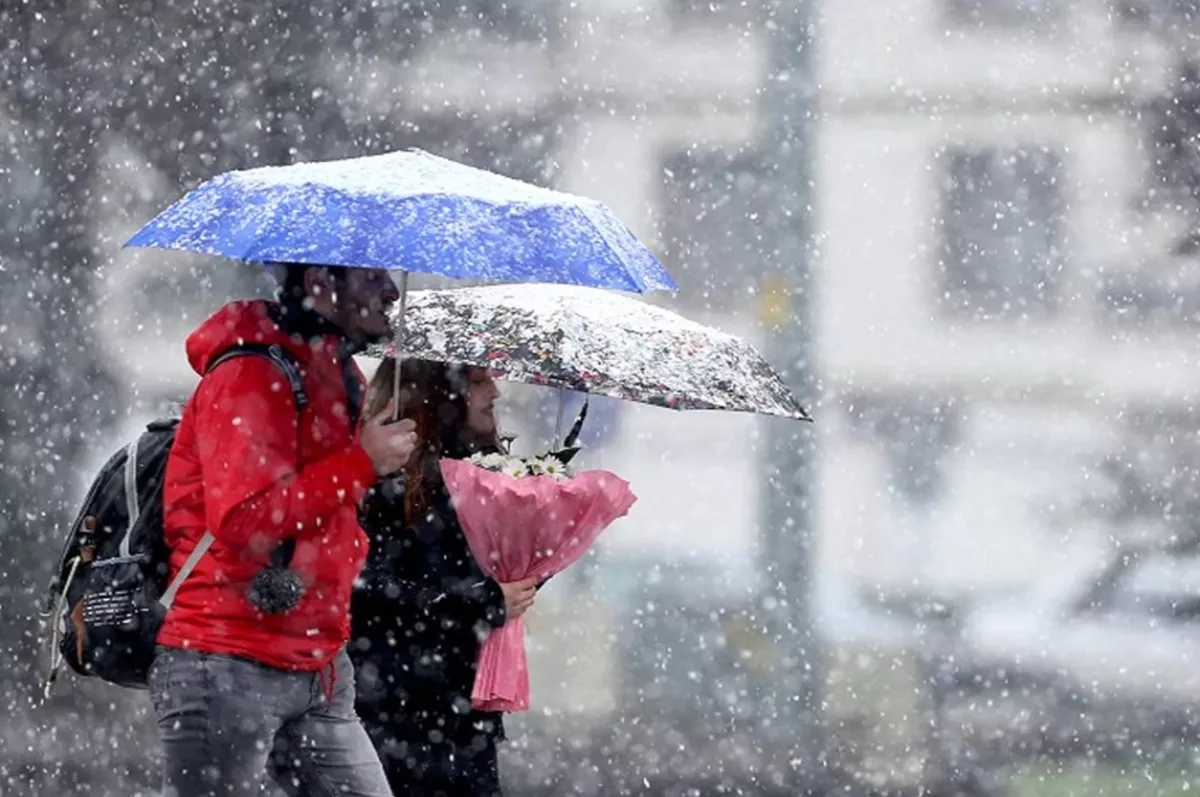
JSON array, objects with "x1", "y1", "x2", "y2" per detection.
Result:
[{"x1": 185, "y1": 300, "x2": 289, "y2": 376}]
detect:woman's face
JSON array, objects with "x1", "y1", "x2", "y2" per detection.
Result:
[{"x1": 463, "y1": 367, "x2": 501, "y2": 437}]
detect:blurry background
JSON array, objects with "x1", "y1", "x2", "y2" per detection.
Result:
[{"x1": 5, "y1": 1, "x2": 1200, "y2": 795}]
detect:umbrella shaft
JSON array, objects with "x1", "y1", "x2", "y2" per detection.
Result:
[{"x1": 391, "y1": 271, "x2": 409, "y2": 422}]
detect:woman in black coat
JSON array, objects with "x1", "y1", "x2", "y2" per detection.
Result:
[{"x1": 350, "y1": 357, "x2": 539, "y2": 797}]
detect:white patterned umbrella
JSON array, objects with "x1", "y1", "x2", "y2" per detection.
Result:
[{"x1": 366, "y1": 284, "x2": 810, "y2": 421}]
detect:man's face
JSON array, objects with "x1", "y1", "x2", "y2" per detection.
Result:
[
  {"x1": 463, "y1": 367, "x2": 501, "y2": 437},
  {"x1": 331, "y1": 268, "x2": 400, "y2": 344}
]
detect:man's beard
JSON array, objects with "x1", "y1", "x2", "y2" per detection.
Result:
[
  {"x1": 359, "y1": 322, "x2": 393, "y2": 345},
  {"x1": 336, "y1": 298, "x2": 393, "y2": 345}
]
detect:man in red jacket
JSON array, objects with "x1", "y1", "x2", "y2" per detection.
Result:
[{"x1": 151, "y1": 264, "x2": 415, "y2": 797}]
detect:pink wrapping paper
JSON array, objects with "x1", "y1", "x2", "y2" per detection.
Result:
[{"x1": 440, "y1": 458, "x2": 637, "y2": 712}]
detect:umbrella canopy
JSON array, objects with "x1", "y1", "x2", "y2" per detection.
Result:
[
  {"x1": 366, "y1": 284, "x2": 811, "y2": 421},
  {"x1": 124, "y1": 148, "x2": 676, "y2": 294}
]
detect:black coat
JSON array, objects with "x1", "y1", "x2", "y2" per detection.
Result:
[{"x1": 349, "y1": 464, "x2": 509, "y2": 745}]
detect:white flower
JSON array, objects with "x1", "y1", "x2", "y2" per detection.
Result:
[
  {"x1": 500, "y1": 458, "x2": 528, "y2": 479},
  {"x1": 471, "y1": 452, "x2": 508, "y2": 472},
  {"x1": 538, "y1": 457, "x2": 571, "y2": 482}
]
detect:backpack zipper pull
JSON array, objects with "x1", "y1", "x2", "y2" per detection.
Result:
[
  {"x1": 79, "y1": 515, "x2": 97, "y2": 562},
  {"x1": 41, "y1": 552, "x2": 86, "y2": 701},
  {"x1": 40, "y1": 515, "x2": 99, "y2": 701}
]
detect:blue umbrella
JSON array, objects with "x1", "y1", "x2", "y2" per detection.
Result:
[{"x1": 124, "y1": 148, "x2": 676, "y2": 295}]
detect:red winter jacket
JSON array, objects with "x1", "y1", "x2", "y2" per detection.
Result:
[{"x1": 158, "y1": 299, "x2": 378, "y2": 672}]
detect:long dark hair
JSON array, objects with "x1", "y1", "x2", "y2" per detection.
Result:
[{"x1": 365, "y1": 356, "x2": 496, "y2": 525}]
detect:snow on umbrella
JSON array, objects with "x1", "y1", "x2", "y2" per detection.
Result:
[
  {"x1": 367, "y1": 283, "x2": 811, "y2": 422},
  {"x1": 122, "y1": 147, "x2": 677, "y2": 295}
]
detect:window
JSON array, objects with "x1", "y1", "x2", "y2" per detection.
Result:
[
  {"x1": 944, "y1": 0, "x2": 1065, "y2": 29},
  {"x1": 467, "y1": 0, "x2": 558, "y2": 43},
  {"x1": 845, "y1": 395, "x2": 961, "y2": 507},
  {"x1": 659, "y1": 148, "x2": 769, "y2": 314},
  {"x1": 1092, "y1": 408, "x2": 1200, "y2": 557},
  {"x1": 1114, "y1": 0, "x2": 1200, "y2": 29},
  {"x1": 938, "y1": 146, "x2": 1066, "y2": 320},
  {"x1": 1144, "y1": 61, "x2": 1200, "y2": 214},
  {"x1": 668, "y1": 0, "x2": 760, "y2": 28}
]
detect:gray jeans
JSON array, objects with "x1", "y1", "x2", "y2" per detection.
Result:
[{"x1": 149, "y1": 647, "x2": 391, "y2": 797}]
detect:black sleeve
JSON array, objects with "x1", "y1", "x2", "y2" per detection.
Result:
[
  {"x1": 357, "y1": 479, "x2": 508, "y2": 629},
  {"x1": 438, "y1": 565, "x2": 508, "y2": 630},
  {"x1": 358, "y1": 477, "x2": 403, "y2": 544}
]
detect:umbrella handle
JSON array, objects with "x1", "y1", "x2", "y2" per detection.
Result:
[
  {"x1": 552, "y1": 391, "x2": 589, "y2": 451},
  {"x1": 562, "y1": 396, "x2": 589, "y2": 450},
  {"x1": 391, "y1": 270, "x2": 409, "y2": 423}
]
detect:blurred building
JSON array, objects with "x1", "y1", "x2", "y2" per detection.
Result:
[
  {"x1": 382, "y1": 0, "x2": 1200, "y2": 772},
  {"x1": 71, "y1": 0, "x2": 1200, "y2": 785},
  {"x1": 379, "y1": 0, "x2": 1199, "y2": 597}
]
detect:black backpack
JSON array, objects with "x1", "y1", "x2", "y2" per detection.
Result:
[{"x1": 40, "y1": 343, "x2": 308, "y2": 695}]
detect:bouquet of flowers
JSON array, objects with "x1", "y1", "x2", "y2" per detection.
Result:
[
  {"x1": 441, "y1": 442, "x2": 636, "y2": 712},
  {"x1": 465, "y1": 450, "x2": 576, "y2": 481}
]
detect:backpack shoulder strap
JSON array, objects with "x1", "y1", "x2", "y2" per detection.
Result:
[
  {"x1": 159, "y1": 345, "x2": 310, "y2": 611},
  {"x1": 159, "y1": 532, "x2": 214, "y2": 609},
  {"x1": 206, "y1": 343, "x2": 309, "y2": 412}
]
